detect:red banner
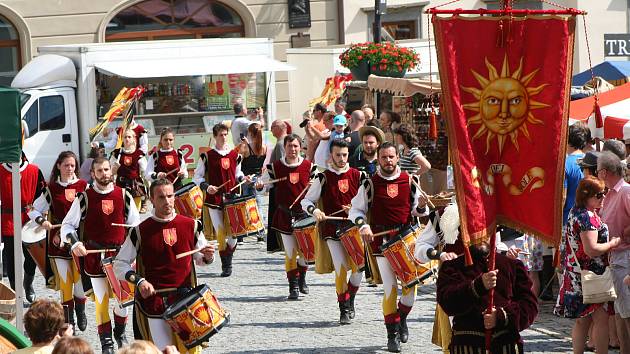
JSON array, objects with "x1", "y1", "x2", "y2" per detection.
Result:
[{"x1": 433, "y1": 15, "x2": 576, "y2": 246}]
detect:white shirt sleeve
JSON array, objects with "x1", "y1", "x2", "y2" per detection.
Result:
[
  {"x1": 301, "y1": 175, "x2": 323, "y2": 214},
  {"x1": 60, "y1": 197, "x2": 82, "y2": 246},
  {"x1": 348, "y1": 184, "x2": 369, "y2": 224},
  {"x1": 235, "y1": 155, "x2": 244, "y2": 180},
  {"x1": 139, "y1": 133, "x2": 149, "y2": 154},
  {"x1": 193, "y1": 158, "x2": 206, "y2": 186},
  {"x1": 415, "y1": 219, "x2": 439, "y2": 263},
  {"x1": 113, "y1": 230, "x2": 137, "y2": 281},
  {"x1": 27, "y1": 191, "x2": 50, "y2": 221},
  {"x1": 411, "y1": 176, "x2": 429, "y2": 217},
  {"x1": 179, "y1": 152, "x2": 188, "y2": 179},
  {"x1": 145, "y1": 154, "x2": 156, "y2": 181},
  {"x1": 193, "y1": 228, "x2": 213, "y2": 266},
  {"x1": 125, "y1": 194, "x2": 141, "y2": 226},
  {"x1": 138, "y1": 156, "x2": 148, "y2": 177},
  {"x1": 102, "y1": 131, "x2": 118, "y2": 149}
]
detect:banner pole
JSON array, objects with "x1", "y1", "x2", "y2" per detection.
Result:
[
  {"x1": 11, "y1": 163, "x2": 24, "y2": 332},
  {"x1": 484, "y1": 226, "x2": 497, "y2": 354}
]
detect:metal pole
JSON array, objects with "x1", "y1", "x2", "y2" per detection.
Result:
[
  {"x1": 373, "y1": 0, "x2": 382, "y2": 115},
  {"x1": 11, "y1": 163, "x2": 24, "y2": 332}
]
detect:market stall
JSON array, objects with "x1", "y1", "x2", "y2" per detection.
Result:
[{"x1": 569, "y1": 81, "x2": 630, "y2": 140}]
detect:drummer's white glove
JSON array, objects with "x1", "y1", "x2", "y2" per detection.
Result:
[
  {"x1": 312, "y1": 209, "x2": 326, "y2": 223},
  {"x1": 71, "y1": 243, "x2": 88, "y2": 257},
  {"x1": 359, "y1": 223, "x2": 373, "y2": 243}
]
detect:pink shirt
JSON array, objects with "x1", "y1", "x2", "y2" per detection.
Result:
[{"x1": 600, "y1": 178, "x2": 630, "y2": 265}]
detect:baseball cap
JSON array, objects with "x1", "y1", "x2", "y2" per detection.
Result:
[
  {"x1": 333, "y1": 115, "x2": 347, "y2": 126},
  {"x1": 577, "y1": 151, "x2": 601, "y2": 168}
]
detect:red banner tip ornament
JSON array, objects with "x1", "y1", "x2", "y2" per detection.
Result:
[
  {"x1": 429, "y1": 108, "x2": 438, "y2": 140},
  {"x1": 593, "y1": 99, "x2": 604, "y2": 128}
]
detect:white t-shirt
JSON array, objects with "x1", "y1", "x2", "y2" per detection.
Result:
[{"x1": 231, "y1": 117, "x2": 251, "y2": 146}]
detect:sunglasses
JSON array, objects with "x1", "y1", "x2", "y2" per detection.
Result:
[{"x1": 595, "y1": 190, "x2": 608, "y2": 199}]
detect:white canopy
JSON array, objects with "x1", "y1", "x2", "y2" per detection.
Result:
[{"x1": 94, "y1": 55, "x2": 295, "y2": 78}]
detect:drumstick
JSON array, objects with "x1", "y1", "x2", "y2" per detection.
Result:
[
  {"x1": 51, "y1": 224, "x2": 62, "y2": 229},
  {"x1": 175, "y1": 248, "x2": 202, "y2": 259},
  {"x1": 412, "y1": 180, "x2": 435, "y2": 209},
  {"x1": 323, "y1": 216, "x2": 348, "y2": 221},
  {"x1": 262, "y1": 177, "x2": 287, "y2": 185},
  {"x1": 229, "y1": 175, "x2": 255, "y2": 192},
  {"x1": 86, "y1": 249, "x2": 117, "y2": 254},
  {"x1": 289, "y1": 181, "x2": 312, "y2": 210},
  {"x1": 372, "y1": 229, "x2": 399, "y2": 238},
  {"x1": 329, "y1": 205, "x2": 351, "y2": 217},
  {"x1": 216, "y1": 180, "x2": 230, "y2": 190},
  {"x1": 164, "y1": 168, "x2": 180, "y2": 177},
  {"x1": 111, "y1": 223, "x2": 136, "y2": 228}
]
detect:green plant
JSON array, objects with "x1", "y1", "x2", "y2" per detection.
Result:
[{"x1": 339, "y1": 42, "x2": 419, "y2": 72}]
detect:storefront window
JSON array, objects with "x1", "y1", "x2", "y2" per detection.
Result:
[
  {"x1": 105, "y1": 0, "x2": 245, "y2": 41},
  {"x1": 382, "y1": 21, "x2": 416, "y2": 40},
  {"x1": 0, "y1": 14, "x2": 21, "y2": 86}
]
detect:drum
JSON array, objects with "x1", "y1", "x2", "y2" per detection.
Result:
[
  {"x1": 163, "y1": 284, "x2": 230, "y2": 349},
  {"x1": 292, "y1": 216, "x2": 318, "y2": 264},
  {"x1": 101, "y1": 257, "x2": 135, "y2": 308},
  {"x1": 21, "y1": 221, "x2": 47, "y2": 277},
  {"x1": 174, "y1": 182, "x2": 204, "y2": 219},
  {"x1": 223, "y1": 195, "x2": 264, "y2": 238},
  {"x1": 380, "y1": 225, "x2": 436, "y2": 288},
  {"x1": 337, "y1": 224, "x2": 365, "y2": 271}
]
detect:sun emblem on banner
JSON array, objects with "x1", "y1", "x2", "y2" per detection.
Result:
[{"x1": 462, "y1": 55, "x2": 549, "y2": 154}]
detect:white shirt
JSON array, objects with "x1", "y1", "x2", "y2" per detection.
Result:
[
  {"x1": 348, "y1": 166, "x2": 428, "y2": 232},
  {"x1": 102, "y1": 122, "x2": 149, "y2": 154},
  {"x1": 192, "y1": 147, "x2": 244, "y2": 188},
  {"x1": 28, "y1": 176, "x2": 80, "y2": 221},
  {"x1": 60, "y1": 183, "x2": 140, "y2": 249},
  {"x1": 145, "y1": 148, "x2": 188, "y2": 181},
  {"x1": 231, "y1": 117, "x2": 252, "y2": 146},
  {"x1": 301, "y1": 164, "x2": 350, "y2": 215},
  {"x1": 113, "y1": 211, "x2": 213, "y2": 285}
]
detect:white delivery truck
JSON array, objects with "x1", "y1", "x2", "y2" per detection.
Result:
[{"x1": 11, "y1": 38, "x2": 293, "y2": 178}]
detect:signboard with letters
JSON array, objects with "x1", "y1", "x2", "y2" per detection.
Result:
[
  {"x1": 288, "y1": 0, "x2": 311, "y2": 28},
  {"x1": 604, "y1": 34, "x2": 630, "y2": 57}
]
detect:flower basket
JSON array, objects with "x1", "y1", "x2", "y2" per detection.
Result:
[{"x1": 340, "y1": 42, "x2": 419, "y2": 80}]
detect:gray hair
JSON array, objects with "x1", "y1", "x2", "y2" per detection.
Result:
[
  {"x1": 597, "y1": 151, "x2": 625, "y2": 177},
  {"x1": 602, "y1": 139, "x2": 627, "y2": 160}
]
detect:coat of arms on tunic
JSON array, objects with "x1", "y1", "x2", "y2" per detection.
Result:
[
  {"x1": 221, "y1": 158, "x2": 230, "y2": 170},
  {"x1": 65, "y1": 189, "x2": 76, "y2": 202},
  {"x1": 123, "y1": 156, "x2": 132, "y2": 166},
  {"x1": 163, "y1": 228, "x2": 177, "y2": 246},
  {"x1": 165, "y1": 155, "x2": 175, "y2": 165},
  {"x1": 338, "y1": 179, "x2": 349, "y2": 193},
  {"x1": 102, "y1": 200, "x2": 114, "y2": 215},
  {"x1": 289, "y1": 172, "x2": 300, "y2": 184},
  {"x1": 386, "y1": 184, "x2": 398, "y2": 198}
]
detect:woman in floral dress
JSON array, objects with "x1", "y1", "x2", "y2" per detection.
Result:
[{"x1": 555, "y1": 176, "x2": 620, "y2": 354}]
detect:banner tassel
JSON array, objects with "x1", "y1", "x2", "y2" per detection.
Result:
[
  {"x1": 593, "y1": 99, "x2": 603, "y2": 128},
  {"x1": 429, "y1": 108, "x2": 438, "y2": 140}
]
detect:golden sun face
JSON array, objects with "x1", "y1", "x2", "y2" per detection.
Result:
[{"x1": 462, "y1": 55, "x2": 549, "y2": 154}]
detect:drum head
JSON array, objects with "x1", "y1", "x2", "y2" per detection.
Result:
[
  {"x1": 163, "y1": 284, "x2": 208, "y2": 319},
  {"x1": 174, "y1": 182, "x2": 197, "y2": 197},
  {"x1": 21, "y1": 221, "x2": 46, "y2": 244},
  {"x1": 292, "y1": 216, "x2": 316, "y2": 229},
  {"x1": 223, "y1": 194, "x2": 255, "y2": 206}
]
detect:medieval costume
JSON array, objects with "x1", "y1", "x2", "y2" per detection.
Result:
[
  {"x1": 111, "y1": 147, "x2": 147, "y2": 209},
  {"x1": 146, "y1": 148, "x2": 187, "y2": 191}
]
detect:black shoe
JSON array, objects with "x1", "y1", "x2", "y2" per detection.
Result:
[
  {"x1": 398, "y1": 310, "x2": 409, "y2": 343},
  {"x1": 75, "y1": 300, "x2": 87, "y2": 332},
  {"x1": 339, "y1": 301, "x2": 351, "y2": 325},
  {"x1": 288, "y1": 276, "x2": 300, "y2": 300},
  {"x1": 298, "y1": 270, "x2": 309, "y2": 294},
  {"x1": 348, "y1": 293, "x2": 356, "y2": 319},
  {"x1": 113, "y1": 321, "x2": 129, "y2": 348},
  {"x1": 23, "y1": 274, "x2": 35, "y2": 303},
  {"x1": 99, "y1": 331, "x2": 115, "y2": 354},
  {"x1": 220, "y1": 255, "x2": 233, "y2": 277},
  {"x1": 385, "y1": 323, "x2": 401, "y2": 353},
  {"x1": 237, "y1": 236, "x2": 244, "y2": 245}
]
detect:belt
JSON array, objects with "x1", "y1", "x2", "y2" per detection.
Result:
[{"x1": 453, "y1": 329, "x2": 510, "y2": 339}]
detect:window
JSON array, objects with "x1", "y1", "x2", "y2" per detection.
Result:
[
  {"x1": 22, "y1": 95, "x2": 65, "y2": 136},
  {"x1": 382, "y1": 21, "x2": 416, "y2": 40},
  {"x1": 39, "y1": 96, "x2": 65, "y2": 130},
  {"x1": 0, "y1": 14, "x2": 21, "y2": 86},
  {"x1": 105, "y1": 0, "x2": 245, "y2": 42}
]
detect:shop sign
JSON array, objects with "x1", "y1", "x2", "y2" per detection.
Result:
[
  {"x1": 604, "y1": 34, "x2": 630, "y2": 57},
  {"x1": 288, "y1": 0, "x2": 311, "y2": 29}
]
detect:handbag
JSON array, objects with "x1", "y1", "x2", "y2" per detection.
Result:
[{"x1": 567, "y1": 237, "x2": 617, "y2": 304}]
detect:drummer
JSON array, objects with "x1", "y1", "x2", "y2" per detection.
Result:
[
  {"x1": 146, "y1": 127, "x2": 188, "y2": 191},
  {"x1": 28, "y1": 151, "x2": 89, "y2": 333},
  {"x1": 255, "y1": 134, "x2": 318, "y2": 300},
  {"x1": 301, "y1": 139, "x2": 363, "y2": 324},
  {"x1": 0, "y1": 152, "x2": 46, "y2": 303},
  {"x1": 348, "y1": 141, "x2": 429, "y2": 353},
  {"x1": 110, "y1": 128, "x2": 147, "y2": 209},
  {"x1": 193, "y1": 123, "x2": 250, "y2": 277},
  {"x1": 61, "y1": 157, "x2": 140, "y2": 354},
  {"x1": 114, "y1": 178, "x2": 214, "y2": 354}
]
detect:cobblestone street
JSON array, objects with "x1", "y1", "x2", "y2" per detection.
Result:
[{"x1": 22, "y1": 237, "x2": 587, "y2": 353}]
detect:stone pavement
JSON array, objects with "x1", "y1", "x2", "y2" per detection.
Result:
[{"x1": 22, "y1": 238, "x2": 585, "y2": 353}]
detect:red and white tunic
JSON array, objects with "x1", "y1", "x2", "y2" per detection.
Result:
[
  {"x1": 113, "y1": 213, "x2": 212, "y2": 317},
  {"x1": 0, "y1": 161, "x2": 45, "y2": 236},
  {"x1": 301, "y1": 165, "x2": 362, "y2": 238},
  {"x1": 146, "y1": 148, "x2": 187, "y2": 184},
  {"x1": 29, "y1": 177, "x2": 88, "y2": 259},
  {"x1": 193, "y1": 148, "x2": 242, "y2": 209},
  {"x1": 267, "y1": 157, "x2": 317, "y2": 234}
]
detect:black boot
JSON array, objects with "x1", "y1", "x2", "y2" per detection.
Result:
[
  {"x1": 220, "y1": 254, "x2": 233, "y2": 277},
  {"x1": 23, "y1": 273, "x2": 35, "y2": 303},
  {"x1": 339, "y1": 300, "x2": 351, "y2": 325},
  {"x1": 99, "y1": 329, "x2": 115, "y2": 354},
  {"x1": 75, "y1": 298, "x2": 87, "y2": 332},
  {"x1": 398, "y1": 310, "x2": 409, "y2": 343},
  {"x1": 287, "y1": 276, "x2": 300, "y2": 300},
  {"x1": 62, "y1": 301, "x2": 76, "y2": 335},
  {"x1": 348, "y1": 292, "x2": 356, "y2": 319},
  {"x1": 113, "y1": 318, "x2": 129, "y2": 348},
  {"x1": 385, "y1": 323, "x2": 401, "y2": 353},
  {"x1": 298, "y1": 268, "x2": 309, "y2": 294}
]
